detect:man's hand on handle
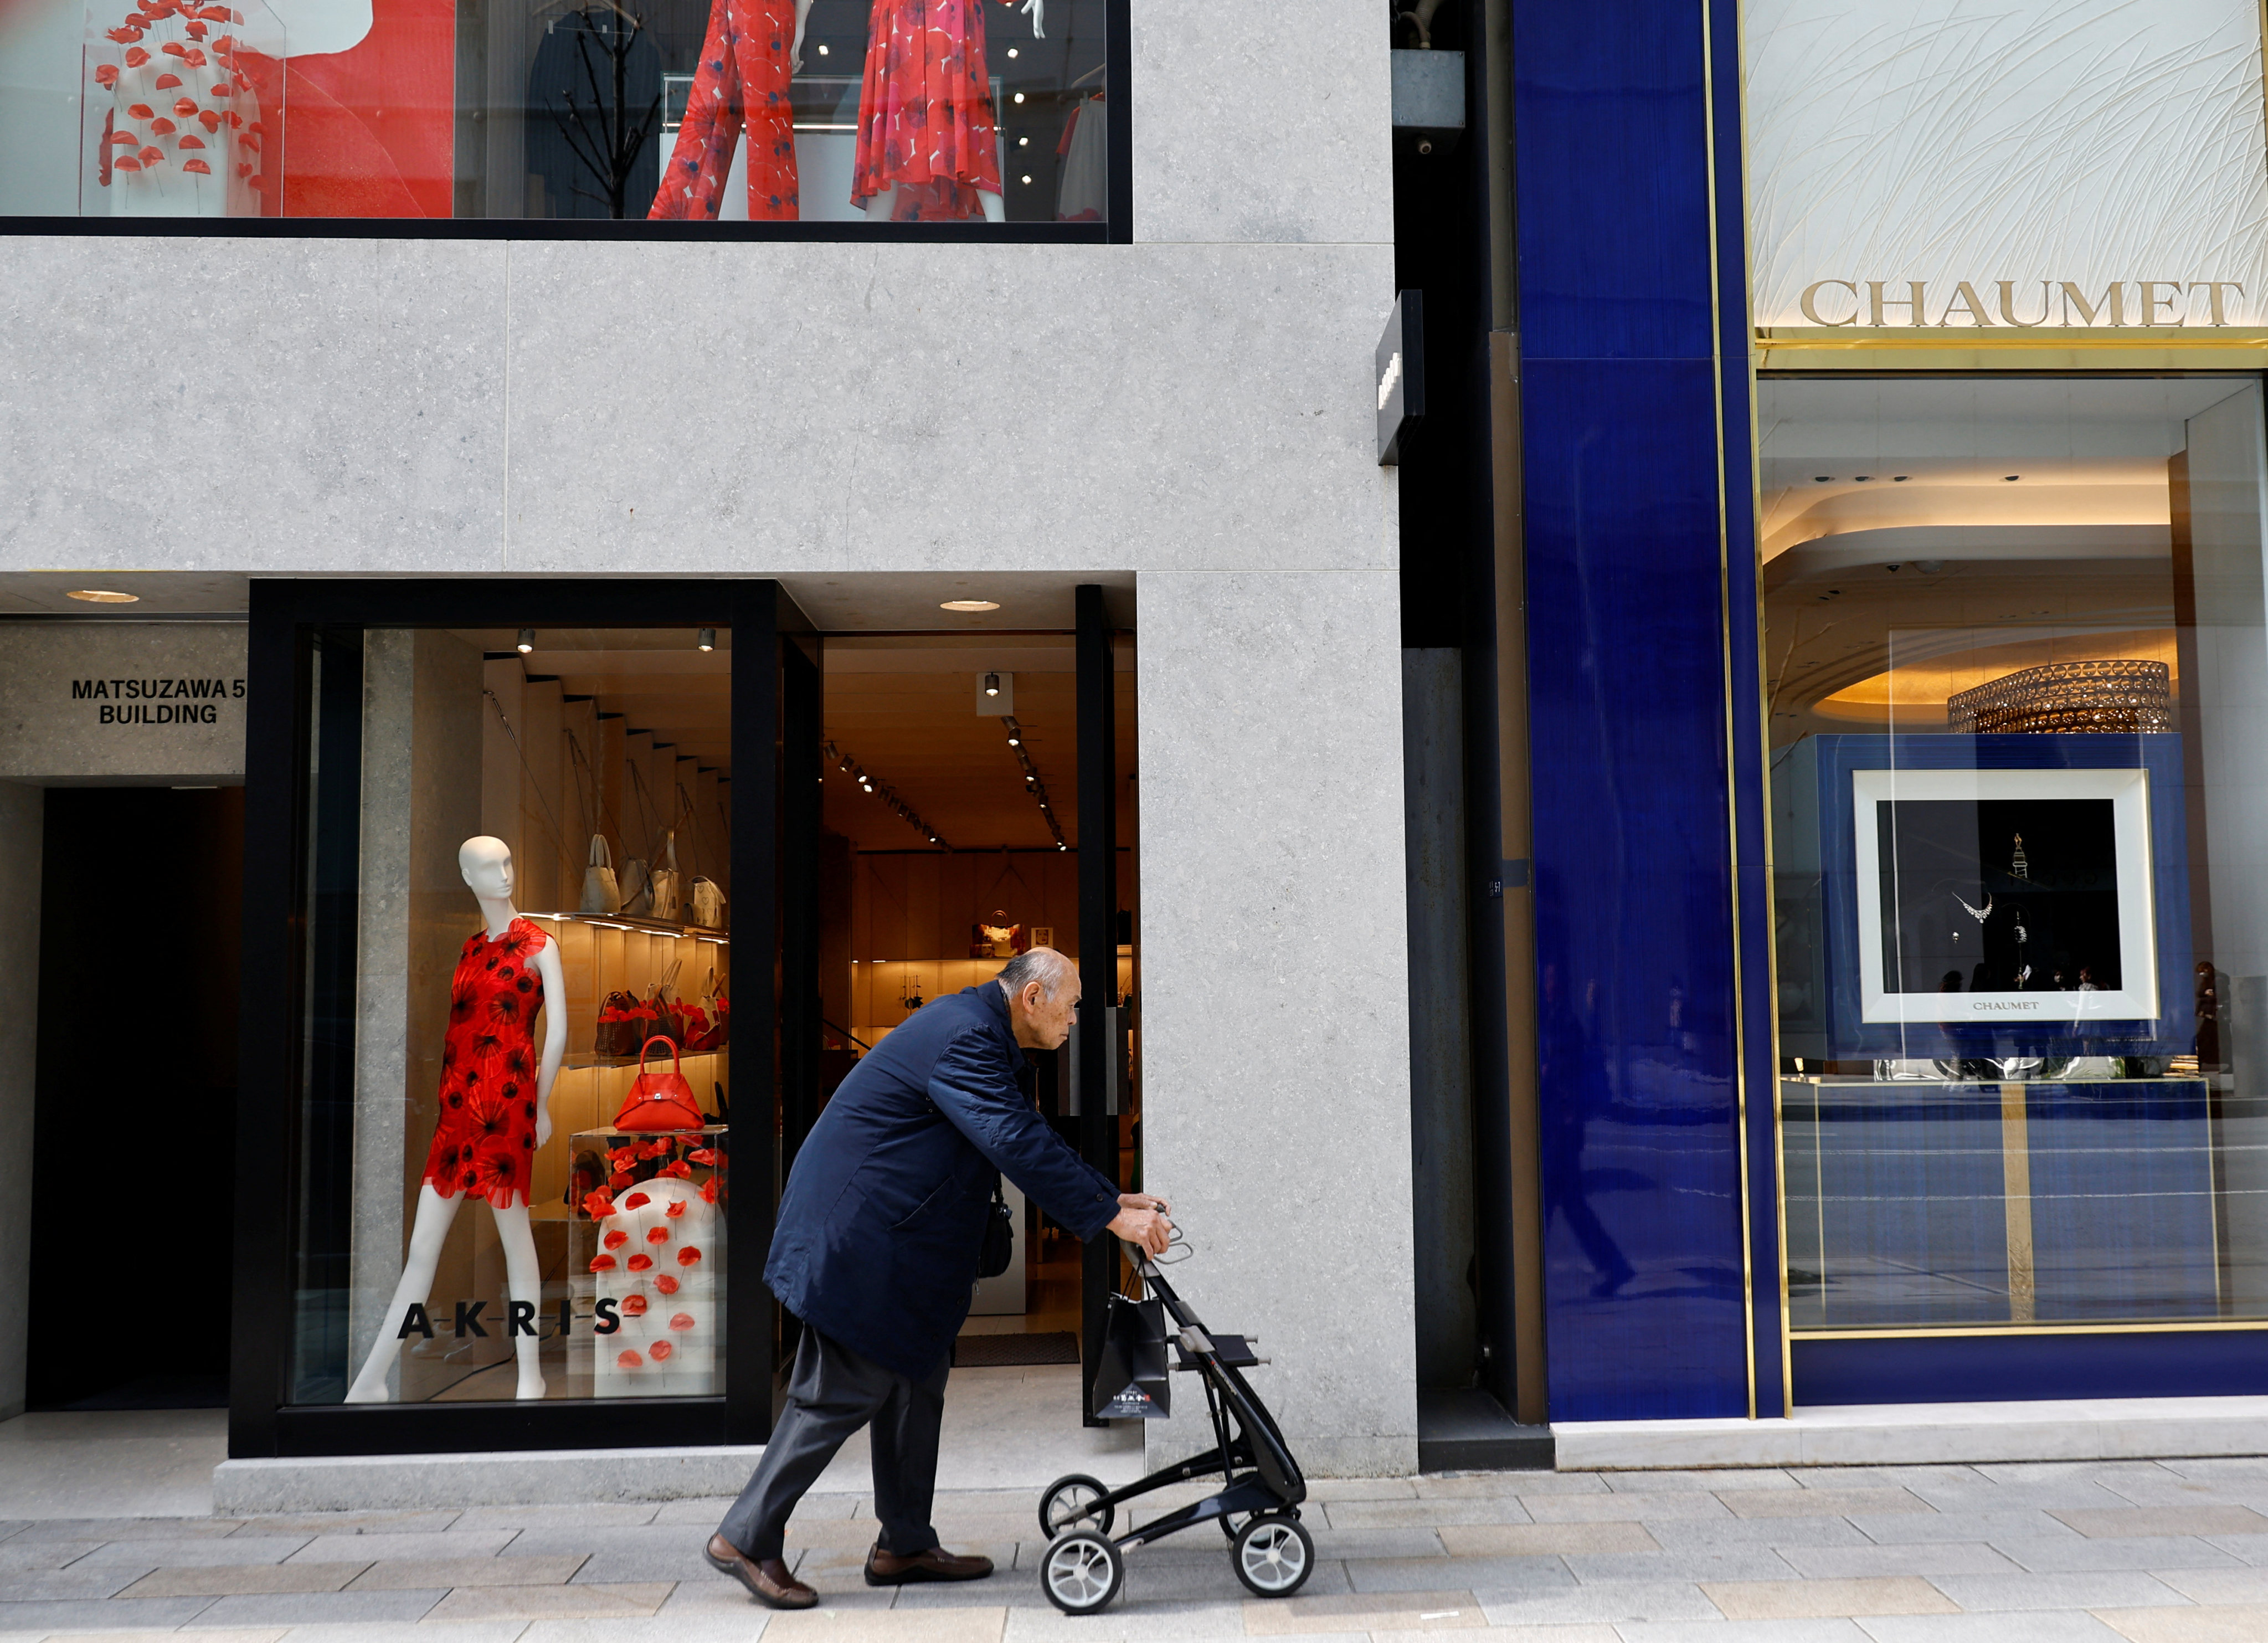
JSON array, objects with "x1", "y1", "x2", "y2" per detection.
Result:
[{"x1": 1107, "y1": 1192, "x2": 1172, "y2": 1255}]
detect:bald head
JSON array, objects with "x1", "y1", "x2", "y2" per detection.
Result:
[{"x1": 998, "y1": 946, "x2": 1081, "y2": 1050}]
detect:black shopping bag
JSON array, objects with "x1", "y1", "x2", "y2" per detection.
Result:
[{"x1": 1089, "y1": 1292, "x2": 1171, "y2": 1419}]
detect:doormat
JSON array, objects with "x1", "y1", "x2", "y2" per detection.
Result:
[{"x1": 953, "y1": 1331, "x2": 1081, "y2": 1368}]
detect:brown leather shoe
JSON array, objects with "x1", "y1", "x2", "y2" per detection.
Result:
[
  {"x1": 704, "y1": 1534, "x2": 817, "y2": 1609},
  {"x1": 863, "y1": 1543, "x2": 996, "y2": 1585}
]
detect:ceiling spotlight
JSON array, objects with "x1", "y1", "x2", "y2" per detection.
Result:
[
  {"x1": 2004, "y1": 475, "x2": 2021, "y2": 482},
  {"x1": 66, "y1": 588, "x2": 139, "y2": 604},
  {"x1": 1007, "y1": 733, "x2": 1021, "y2": 746},
  {"x1": 984, "y1": 672, "x2": 1001, "y2": 697},
  {"x1": 1058, "y1": 842, "x2": 1068, "y2": 851},
  {"x1": 940, "y1": 599, "x2": 1000, "y2": 612},
  {"x1": 696, "y1": 628, "x2": 716, "y2": 652},
  {"x1": 517, "y1": 628, "x2": 535, "y2": 653},
  {"x1": 1813, "y1": 476, "x2": 1833, "y2": 484},
  {"x1": 1893, "y1": 474, "x2": 1910, "y2": 481}
]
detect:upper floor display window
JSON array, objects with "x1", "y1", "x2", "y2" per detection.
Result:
[{"x1": 0, "y1": 0, "x2": 1110, "y2": 223}]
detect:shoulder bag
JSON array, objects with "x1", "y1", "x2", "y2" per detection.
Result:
[
  {"x1": 580, "y1": 834, "x2": 623, "y2": 915},
  {"x1": 614, "y1": 1035, "x2": 707, "y2": 1132}
]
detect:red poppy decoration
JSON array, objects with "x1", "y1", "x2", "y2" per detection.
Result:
[
  {"x1": 628, "y1": 1254, "x2": 654, "y2": 1271},
  {"x1": 621, "y1": 1293, "x2": 649, "y2": 1316},
  {"x1": 583, "y1": 1190, "x2": 617, "y2": 1219},
  {"x1": 603, "y1": 1229, "x2": 629, "y2": 1250},
  {"x1": 609, "y1": 1170, "x2": 634, "y2": 1192},
  {"x1": 624, "y1": 1192, "x2": 651, "y2": 1210},
  {"x1": 677, "y1": 1246, "x2": 703, "y2": 1266},
  {"x1": 655, "y1": 1274, "x2": 680, "y2": 1295},
  {"x1": 589, "y1": 1255, "x2": 616, "y2": 1271},
  {"x1": 701, "y1": 1178, "x2": 719, "y2": 1205},
  {"x1": 670, "y1": 1312, "x2": 696, "y2": 1331},
  {"x1": 688, "y1": 1148, "x2": 717, "y2": 1165},
  {"x1": 616, "y1": 1349, "x2": 644, "y2": 1369},
  {"x1": 416, "y1": 918, "x2": 555, "y2": 1212},
  {"x1": 647, "y1": 1340, "x2": 673, "y2": 1362},
  {"x1": 661, "y1": 1161, "x2": 694, "y2": 1180},
  {"x1": 646, "y1": 1225, "x2": 670, "y2": 1244},
  {"x1": 665, "y1": 1199, "x2": 687, "y2": 1219}
]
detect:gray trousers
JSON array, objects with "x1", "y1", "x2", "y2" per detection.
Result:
[{"x1": 717, "y1": 1324, "x2": 950, "y2": 1559}]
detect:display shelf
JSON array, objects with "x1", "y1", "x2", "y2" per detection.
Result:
[{"x1": 527, "y1": 910, "x2": 731, "y2": 940}]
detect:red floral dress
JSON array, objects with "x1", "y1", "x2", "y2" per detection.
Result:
[
  {"x1": 647, "y1": 0, "x2": 800, "y2": 219},
  {"x1": 421, "y1": 918, "x2": 551, "y2": 1210},
  {"x1": 851, "y1": 0, "x2": 1002, "y2": 219}
]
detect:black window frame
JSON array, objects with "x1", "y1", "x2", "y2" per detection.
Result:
[{"x1": 229, "y1": 576, "x2": 813, "y2": 1459}]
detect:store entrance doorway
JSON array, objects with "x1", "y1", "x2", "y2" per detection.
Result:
[
  {"x1": 791, "y1": 599, "x2": 1135, "y2": 1422},
  {"x1": 27, "y1": 785, "x2": 244, "y2": 1409}
]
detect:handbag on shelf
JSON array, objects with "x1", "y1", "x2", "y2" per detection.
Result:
[
  {"x1": 691, "y1": 876, "x2": 727, "y2": 930},
  {"x1": 594, "y1": 989, "x2": 652, "y2": 1059},
  {"x1": 686, "y1": 968, "x2": 729, "y2": 1051},
  {"x1": 649, "y1": 831, "x2": 682, "y2": 923},
  {"x1": 580, "y1": 834, "x2": 623, "y2": 916},
  {"x1": 618, "y1": 852, "x2": 652, "y2": 917},
  {"x1": 613, "y1": 1036, "x2": 707, "y2": 1132}
]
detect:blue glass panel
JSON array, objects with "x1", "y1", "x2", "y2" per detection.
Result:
[
  {"x1": 2027, "y1": 1081, "x2": 2216, "y2": 1321},
  {"x1": 1793, "y1": 1329, "x2": 2268, "y2": 1405}
]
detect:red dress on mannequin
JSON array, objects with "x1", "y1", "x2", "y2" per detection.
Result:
[
  {"x1": 851, "y1": 0, "x2": 1001, "y2": 218},
  {"x1": 647, "y1": 0, "x2": 800, "y2": 219},
  {"x1": 420, "y1": 918, "x2": 551, "y2": 1209}
]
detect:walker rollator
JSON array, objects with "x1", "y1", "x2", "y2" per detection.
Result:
[{"x1": 1035, "y1": 1239, "x2": 1310, "y2": 1613}]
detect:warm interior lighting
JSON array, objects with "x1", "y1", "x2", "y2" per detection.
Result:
[
  {"x1": 984, "y1": 672, "x2": 1001, "y2": 696},
  {"x1": 940, "y1": 599, "x2": 1000, "y2": 612},
  {"x1": 67, "y1": 589, "x2": 138, "y2": 603},
  {"x1": 517, "y1": 628, "x2": 535, "y2": 653},
  {"x1": 697, "y1": 628, "x2": 717, "y2": 651}
]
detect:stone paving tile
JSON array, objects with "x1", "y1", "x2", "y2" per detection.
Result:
[
  {"x1": 447, "y1": 1508, "x2": 660, "y2": 1533},
  {"x1": 0, "y1": 1569, "x2": 158, "y2": 1603},
  {"x1": 522, "y1": 1621, "x2": 770, "y2": 1643},
  {"x1": 1636, "y1": 1517, "x2": 1870, "y2": 1552},
  {"x1": 0, "y1": 1597, "x2": 220, "y2": 1632},
  {"x1": 88, "y1": 1629, "x2": 289, "y2": 1642},
  {"x1": 1304, "y1": 1527, "x2": 1448, "y2": 1560},
  {"x1": 1901, "y1": 1481, "x2": 2138, "y2": 1512},
  {"x1": 189, "y1": 1593, "x2": 446, "y2": 1627},
  {"x1": 1127, "y1": 1558, "x2": 1354, "y2": 1605},
  {"x1": 1437, "y1": 1525, "x2": 1655, "y2": 1558},
  {"x1": 794, "y1": 1542, "x2": 1019, "y2": 1580},
  {"x1": 1703, "y1": 1577, "x2": 1955, "y2": 1620},
  {"x1": 1853, "y1": 1614, "x2": 2128, "y2": 1642},
  {"x1": 645, "y1": 1498, "x2": 750, "y2": 1526},
  {"x1": 1459, "y1": 1472, "x2": 1612, "y2": 1496},
  {"x1": 261, "y1": 1624, "x2": 531, "y2": 1643},
  {"x1": 1924, "y1": 1570, "x2": 2190, "y2": 1611},
  {"x1": 1342, "y1": 1558, "x2": 1573, "y2": 1596},
  {"x1": 1237, "y1": 1589, "x2": 1486, "y2": 1632},
  {"x1": 1520, "y1": 1496, "x2": 1729, "y2": 1525},
  {"x1": 1842, "y1": 1511, "x2": 2075, "y2": 1544},
  {"x1": 2092, "y1": 1604, "x2": 2268, "y2": 1642},
  {"x1": 78, "y1": 1542, "x2": 307, "y2": 1570},
  {"x1": 285, "y1": 1537, "x2": 516, "y2": 1568},
  {"x1": 422, "y1": 1585, "x2": 669, "y2": 1623},
  {"x1": 2200, "y1": 1532, "x2": 2268, "y2": 1565},
  {"x1": 1376, "y1": 1629, "x2": 1619, "y2": 1643},
  {"x1": 0, "y1": 1543, "x2": 120, "y2": 1573},
  {"x1": 2050, "y1": 1505, "x2": 2268, "y2": 1538},
  {"x1": 1304, "y1": 1479, "x2": 1421, "y2": 1502},
  {"x1": 347, "y1": 1557, "x2": 586, "y2": 1590},
  {"x1": 229, "y1": 1516, "x2": 461, "y2": 1539},
  {"x1": 559, "y1": 1551, "x2": 727, "y2": 1585},
  {"x1": 496, "y1": 1527, "x2": 702, "y2": 1560},
  {"x1": 1721, "y1": 1490, "x2": 1931, "y2": 1520},
  {"x1": 11, "y1": 1523, "x2": 244, "y2": 1544},
  {"x1": 1559, "y1": 1549, "x2": 1802, "y2": 1584},
  {"x1": 1617, "y1": 1621, "x2": 1872, "y2": 1643},
  {"x1": 1972, "y1": 1462, "x2": 2176, "y2": 1487},
  {"x1": 1782, "y1": 1468, "x2": 1987, "y2": 1492},
  {"x1": 1475, "y1": 1580, "x2": 1723, "y2": 1625},
  {"x1": 1774, "y1": 1542, "x2": 2023, "y2": 1579},
  {"x1": 998, "y1": 1595, "x2": 1252, "y2": 1641},
  {"x1": 2150, "y1": 1564, "x2": 2268, "y2": 1603},
  {"x1": 1987, "y1": 1533, "x2": 2244, "y2": 1572},
  {"x1": 1325, "y1": 1501, "x2": 1536, "y2": 1531},
  {"x1": 118, "y1": 1567, "x2": 367, "y2": 1599},
  {"x1": 1603, "y1": 1471, "x2": 1799, "y2": 1495},
  {"x1": 770, "y1": 1610, "x2": 1006, "y2": 1643}
]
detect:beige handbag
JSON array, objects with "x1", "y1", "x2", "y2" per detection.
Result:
[
  {"x1": 580, "y1": 834, "x2": 623, "y2": 915},
  {"x1": 648, "y1": 831, "x2": 682, "y2": 923},
  {"x1": 691, "y1": 876, "x2": 726, "y2": 929}
]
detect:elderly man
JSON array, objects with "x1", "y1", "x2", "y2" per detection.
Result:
[{"x1": 703, "y1": 947, "x2": 1171, "y2": 1609}]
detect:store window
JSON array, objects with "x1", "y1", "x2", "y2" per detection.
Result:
[
  {"x1": 0, "y1": 0, "x2": 1110, "y2": 222},
  {"x1": 1763, "y1": 375, "x2": 2268, "y2": 1332},
  {"x1": 289, "y1": 626, "x2": 732, "y2": 1403}
]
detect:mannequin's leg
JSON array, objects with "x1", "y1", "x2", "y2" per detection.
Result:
[
  {"x1": 492, "y1": 1202, "x2": 548, "y2": 1400},
  {"x1": 863, "y1": 186, "x2": 898, "y2": 221},
  {"x1": 978, "y1": 189, "x2": 1004, "y2": 224},
  {"x1": 343, "y1": 1185, "x2": 463, "y2": 1403}
]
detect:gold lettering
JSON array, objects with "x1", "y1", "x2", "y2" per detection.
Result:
[
  {"x1": 2137, "y1": 281, "x2": 2183, "y2": 326},
  {"x1": 2058, "y1": 280, "x2": 2125, "y2": 326},
  {"x1": 1995, "y1": 279, "x2": 2049, "y2": 327},
  {"x1": 1799, "y1": 279, "x2": 1859, "y2": 325},
  {"x1": 1938, "y1": 281, "x2": 1996, "y2": 327},
  {"x1": 1867, "y1": 280, "x2": 1927, "y2": 326},
  {"x1": 2190, "y1": 280, "x2": 2244, "y2": 325}
]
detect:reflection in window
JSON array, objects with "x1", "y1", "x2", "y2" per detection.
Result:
[
  {"x1": 1762, "y1": 376, "x2": 2268, "y2": 1331},
  {"x1": 0, "y1": 0, "x2": 1106, "y2": 219}
]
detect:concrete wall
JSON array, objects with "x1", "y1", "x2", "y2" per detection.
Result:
[
  {"x1": 0, "y1": 623, "x2": 245, "y2": 783},
  {"x1": 0, "y1": 0, "x2": 1408, "y2": 1465}
]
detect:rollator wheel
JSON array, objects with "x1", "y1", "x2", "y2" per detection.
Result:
[
  {"x1": 1038, "y1": 1472, "x2": 1116, "y2": 1537},
  {"x1": 1231, "y1": 1513, "x2": 1313, "y2": 1598},
  {"x1": 1041, "y1": 1529, "x2": 1124, "y2": 1614}
]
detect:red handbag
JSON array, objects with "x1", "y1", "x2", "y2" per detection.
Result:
[{"x1": 614, "y1": 1036, "x2": 706, "y2": 1132}]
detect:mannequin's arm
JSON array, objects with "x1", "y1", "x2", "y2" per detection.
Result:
[
  {"x1": 534, "y1": 939, "x2": 569, "y2": 1148},
  {"x1": 790, "y1": 0, "x2": 815, "y2": 71},
  {"x1": 1020, "y1": 0, "x2": 1043, "y2": 38}
]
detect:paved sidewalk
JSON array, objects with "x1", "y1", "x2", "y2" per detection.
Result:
[{"x1": 7, "y1": 1459, "x2": 2268, "y2": 1642}]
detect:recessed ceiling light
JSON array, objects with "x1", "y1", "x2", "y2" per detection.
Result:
[
  {"x1": 1813, "y1": 476, "x2": 1833, "y2": 483},
  {"x1": 940, "y1": 599, "x2": 1000, "y2": 612},
  {"x1": 517, "y1": 627, "x2": 536, "y2": 653},
  {"x1": 1854, "y1": 475, "x2": 1873, "y2": 482},
  {"x1": 1892, "y1": 475, "x2": 1910, "y2": 481},
  {"x1": 2004, "y1": 475, "x2": 2021, "y2": 482},
  {"x1": 67, "y1": 589, "x2": 138, "y2": 603}
]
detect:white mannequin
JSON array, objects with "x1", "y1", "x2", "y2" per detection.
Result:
[{"x1": 344, "y1": 837, "x2": 569, "y2": 1403}]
